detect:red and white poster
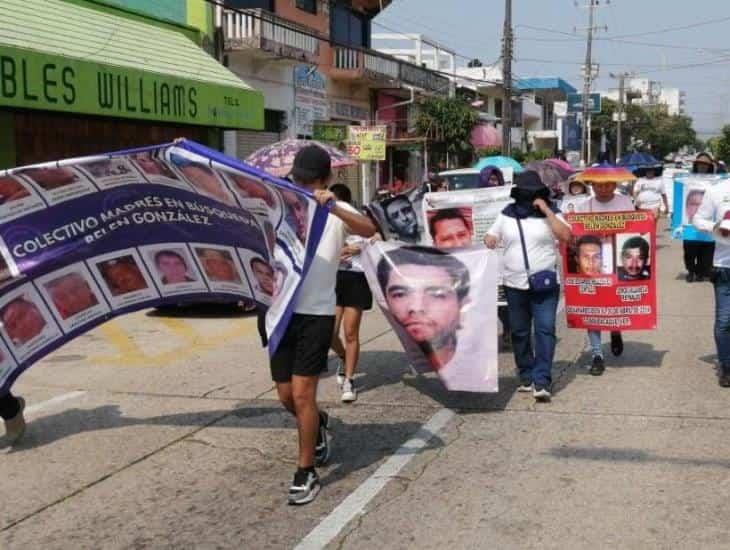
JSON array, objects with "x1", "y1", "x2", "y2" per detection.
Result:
[{"x1": 563, "y1": 211, "x2": 657, "y2": 331}]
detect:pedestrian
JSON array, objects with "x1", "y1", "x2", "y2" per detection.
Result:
[
  {"x1": 692, "y1": 174, "x2": 730, "y2": 386},
  {"x1": 484, "y1": 171, "x2": 571, "y2": 401},
  {"x1": 270, "y1": 146, "x2": 376, "y2": 505},
  {"x1": 574, "y1": 176, "x2": 635, "y2": 375},
  {"x1": 329, "y1": 183, "x2": 374, "y2": 403},
  {"x1": 479, "y1": 165, "x2": 512, "y2": 348},
  {"x1": 632, "y1": 165, "x2": 668, "y2": 228},
  {"x1": 684, "y1": 153, "x2": 717, "y2": 282},
  {"x1": 1, "y1": 391, "x2": 26, "y2": 444}
]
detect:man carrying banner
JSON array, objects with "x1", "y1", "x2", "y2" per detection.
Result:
[
  {"x1": 1, "y1": 392, "x2": 25, "y2": 444},
  {"x1": 693, "y1": 172, "x2": 730, "y2": 386},
  {"x1": 270, "y1": 145, "x2": 376, "y2": 505},
  {"x1": 574, "y1": 174, "x2": 635, "y2": 375}
]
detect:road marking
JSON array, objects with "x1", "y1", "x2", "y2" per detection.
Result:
[
  {"x1": 25, "y1": 391, "x2": 86, "y2": 416},
  {"x1": 295, "y1": 408, "x2": 456, "y2": 550}
]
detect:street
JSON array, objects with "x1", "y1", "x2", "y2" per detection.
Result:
[{"x1": 2, "y1": 223, "x2": 729, "y2": 549}]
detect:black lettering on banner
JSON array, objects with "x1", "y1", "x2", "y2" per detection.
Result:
[
  {"x1": 42, "y1": 63, "x2": 58, "y2": 103},
  {"x1": 172, "y1": 85, "x2": 185, "y2": 116},
  {"x1": 62, "y1": 67, "x2": 75, "y2": 104},
  {"x1": 123, "y1": 76, "x2": 136, "y2": 112},
  {"x1": 139, "y1": 77, "x2": 151, "y2": 113},
  {"x1": 116, "y1": 73, "x2": 122, "y2": 110},
  {"x1": 160, "y1": 83, "x2": 170, "y2": 115},
  {"x1": 97, "y1": 72, "x2": 114, "y2": 108},
  {"x1": 188, "y1": 87, "x2": 198, "y2": 117},
  {"x1": 153, "y1": 81, "x2": 158, "y2": 113},
  {"x1": 0, "y1": 56, "x2": 16, "y2": 98},
  {"x1": 20, "y1": 59, "x2": 38, "y2": 101}
]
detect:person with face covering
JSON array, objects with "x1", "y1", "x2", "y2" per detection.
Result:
[
  {"x1": 684, "y1": 153, "x2": 717, "y2": 283},
  {"x1": 485, "y1": 171, "x2": 571, "y2": 401}
]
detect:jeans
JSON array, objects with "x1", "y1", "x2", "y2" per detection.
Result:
[
  {"x1": 587, "y1": 330, "x2": 621, "y2": 358},
  {"x1": 684, "y1": 241, "x2": 715, "y2": 277},
  {"x1": 0, "y1": 391, "x2": 20, "y2": 421},
  {"x1": 713, "y1": 268, "x2": 730, "y2": 367},
  {"x1": 497, "y1": 305, "x2": 511, "y2": 335},
  {"x1": 505, "y1": 286, "x2": 560, "y2": 388}
]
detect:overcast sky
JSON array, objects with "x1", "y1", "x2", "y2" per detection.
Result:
[{"x1": 374, "y1": 0, "x2": 730, "y2": 137}]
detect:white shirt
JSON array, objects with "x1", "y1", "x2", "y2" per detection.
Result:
[
  {"x1": 573, "y1": 193, "x2": 635, "y2": 213},
  {"x1": 633, "y1": 177, "x2": 666, "y2": 210},
  {"x1": 487, "y1": 213, "x2": 568, "y2": 290},
  {"x1": 693, "y1": 180, "x2": 730, "y2": 268},
  {"x1": 294, "y1": 201, "x2": 356, "y2": 315},
  {"x1": 338, "y1": 235, "x2": 367, "y2": 272}
]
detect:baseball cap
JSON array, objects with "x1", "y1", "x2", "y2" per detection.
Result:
[{"x1": 290, "y1": 145, "x2": 332, "y2": 182}]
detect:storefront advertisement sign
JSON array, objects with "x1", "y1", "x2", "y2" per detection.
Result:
[{"x1": 348, "y1": 125, "x2": 387, "y2": 161}]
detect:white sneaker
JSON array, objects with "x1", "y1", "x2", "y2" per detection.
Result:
[
  {"x1": 341, "y1": 378, "x2": 357, "y2": 403},
  {"x1": 334, "y1": 358, "x2": 345, "y2": 386},
  {"x1": 517, "y1": 382, "x2": 534, "y2": 393},
  {"x1": 532, "y1": 386, "x2": 552, "y2": 402}
]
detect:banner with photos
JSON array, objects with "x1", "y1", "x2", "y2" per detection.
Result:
[
  {"x1": 563, "y1": 211, "x2": 657, "y2": 331},
  {"x1": 361, "y1": 241, "x2": 499, "y2": 392},
  {"x1": 367, "y1": 186, "x2": 428, "y2": 244},
  {"x1": 671, "y1": 175, "x2": 722, "y2": 242},
  {"x1": 0, "y1": 140, "x2": 328, "y2": 393}
]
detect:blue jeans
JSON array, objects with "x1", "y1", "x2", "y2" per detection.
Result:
[
  {"x1": 505, "y1": 286, "x2": 560, "y2": 388},
  {"x1": 713, "y1": 268, "x2": 730, "y2": 367}
]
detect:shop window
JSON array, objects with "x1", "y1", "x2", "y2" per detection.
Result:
[
  {"x1": 226, "y1": 0, "x2": 274, "y2": 10},
  {"x1": 331, "y1": 3, "x2": 369, "y2": 48},
  {"x1": 264, "y1": 109, "x2": 285, "y2": 133},
  {"x1": 296, "y1": 0, "x2": 317, "y2": 14},
  {"x1": 494, "y1": 98, "x2": 503, "y2": 119}
]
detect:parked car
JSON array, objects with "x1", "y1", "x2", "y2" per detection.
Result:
[{"x1": 438, "y1": 168, "x2": 483, "y2": 191}]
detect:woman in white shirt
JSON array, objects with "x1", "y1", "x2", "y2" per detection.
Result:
[
  {"x1": 632, "y1": 165, "x2": 668, "y2": 228},
  {"x1": 485, "y1": 171, "x2": 572, "y2": 401}
]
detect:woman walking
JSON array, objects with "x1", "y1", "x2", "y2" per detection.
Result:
[
  {"x1": 330, "y1": 184, "x2": 373, "y2": 402},
  {"x1": 484, "y1": 171, "x2": 571, "y2": 401}
]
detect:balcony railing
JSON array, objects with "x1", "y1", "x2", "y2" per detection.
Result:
[
  {"x1": 332, "y1": 47, "x2": 400, "y2": 82},
  {"x1": 399, "y1": 62, "x2": 450, "y2": 94},
  {"x1": 216, "y1": 7, "x2": 319, "y2": 60}
]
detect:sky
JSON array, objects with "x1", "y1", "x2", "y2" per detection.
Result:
[{"x1": 374, "y1": 0, "x2": 730, "y2": 138}]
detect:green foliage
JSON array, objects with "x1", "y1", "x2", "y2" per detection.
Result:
[
  {"x1": 476, "y1": 147, "x2": 503, "y2": 158},
  {"x1": 713, "y1": 125, "x2": 730, "y2": 164},
  {"x1": 511, "y1": 149, "x2": 526, "y2": 163},
  {"x1": 416, "y1": 96, "x2": 480, "y2": 157},
  {"x1": 525, "y1": 150, "x2": 552, "y2": 162}
]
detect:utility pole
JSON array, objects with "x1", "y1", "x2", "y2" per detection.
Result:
[
  {"x1": 579, "y1": 0, "x2": 604, "y2": 165},
  {"x1": 610, "y1": 71, "x2": 633, "y2": 163},
  {"x1": 502, "y1": 0, "x2": 513, "y2": 156}
]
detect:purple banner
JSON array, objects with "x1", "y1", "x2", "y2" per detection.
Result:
[{"x1": 0, "y1": 140, "x2": 328, "y2": 393}]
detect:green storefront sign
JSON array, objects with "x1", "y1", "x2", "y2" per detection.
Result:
[
  {"x1": 313, "y1": 123, "x2": 347, "y2": 144},
  {"x1": 0, "y1": 45, "x2": 264, "y2": 129}
]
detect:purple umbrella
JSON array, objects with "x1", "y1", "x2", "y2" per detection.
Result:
[
  {"x1": 525, "y1": 161, "x2": 572, "y2": 198},
  {"x1": 246, "y1": 139, "x2": 356, "y2": 177}
]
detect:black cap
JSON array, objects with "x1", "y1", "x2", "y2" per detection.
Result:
[
  {"x1": 514, "y1": 170, "x2": 546, "y2": 192},
  {"x1": 290, "y1": 145, "x2": 332, "y2": 182}
]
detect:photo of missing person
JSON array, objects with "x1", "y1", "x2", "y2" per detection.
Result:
[
  {"x1": 280, "y1": 189, "x2": 309, "y2": 244},
  {"x1": 0, "y1": 175, "x2": 48, "y2": 223},
  {"x1": 376, "y1": 246, "x2": 470, "y2": 372},
  {"x1": 427, "y1": 207, "x2": 474, "y2": 249},
  {"x1": 683, "y1": 188, "x2": 705, "y2": 226},
  {"x1": 616, "y1": 233, "x2": 652, "y2": 281},
  {"x1": 169, "y1": 154, "x2": 236, "y2": 206},
  {"x1": 15, "y1": 166, "x2": 79, "y2": 190},
  {"x1": 568, "y1": 235, "x2": 615, "y2": 276},
  {"x1": 249, "y1": 256, "x2": 275, "y2": 297},
  {"x1": 228, "y1": 173, "x2": 277, "y2": 208},
  {"x1": 43, "y1": 271, "x2": 100, "y2": 320},
  {"x1": 97, "y1": 255, "x2": 149, "y2": 296},
  {"x1": 0, "y1": 294, "x2": 47, "y2": 347},
  {"x1": 194, "y1": 247, "x2": 242, "y2": 284},
  {"x1": 130, "y1": 151, "x2": 185, "y2": 188},
  {"x1": 141, "y1": 244, "x2": 207, "y2": 298},
  {"x1": 383, "y1": 195, "x2": 420, "y2": 243},
  {"x1": 0, "y1": 176, "x2": 31, "y2": 204},
  {"x1": 78, "y1": 157, "x2": 144, "y2": 188},
  {"x1": 151, "y1": 248, "x2": 197, "y2": 285}
]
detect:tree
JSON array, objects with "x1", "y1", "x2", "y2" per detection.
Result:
[
  {"x1": 416, "y1": 96, "x2": 479, "y2": 165},
  {"x1": 713, "y1": 125, "x2": 730, "y2": 164},
  {"x1": 590, "y1": 98, "x2": 650, "y2": 158}
]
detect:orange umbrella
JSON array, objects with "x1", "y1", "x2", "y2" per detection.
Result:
[{"x1": 574, "y1": 164, "x2": 637, "y2": 184}]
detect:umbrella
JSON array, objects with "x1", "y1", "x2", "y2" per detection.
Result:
[
  {"x1": 246, "y1": 139, "x2": 355, "y2": 177},
  {"x1": 473, "y1": 155, "x2": 524, "y2": 173},
  {"x1": 469, "y1": 124, "x2": 502, "y2": 149},
  {"x1": 573, "y1": 163, "x2": 637, "y2": 184},
  {"x1": 525, "y1": 161, "x2": 571, "y2": 198},
  {"x1": 544, "y1": 158, "x2": 574, "y2": 175},
  {"x1": 618, "y1": 152, "x2": 659, "y2": 172}
]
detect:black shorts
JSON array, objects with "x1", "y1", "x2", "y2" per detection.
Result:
[
  {"x1": 336, "y1": 271, "x2": 373, "y2": 311},
  {"x1": 270, "y1": 314, "x2": 335, "y2": 383}
]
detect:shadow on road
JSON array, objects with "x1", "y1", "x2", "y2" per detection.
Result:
[{"x1": 544, "y1": 445, "x2": 730, "y2": 469}]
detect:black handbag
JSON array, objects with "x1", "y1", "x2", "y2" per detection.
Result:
[{"x1": 516, "y1": 218, "x2": 559, "y2": 293}]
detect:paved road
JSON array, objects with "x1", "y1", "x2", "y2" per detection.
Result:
[{"x1": 2, "y1": 223, "x2": 730, "y2": 549}]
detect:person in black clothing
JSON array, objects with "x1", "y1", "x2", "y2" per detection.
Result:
[{"x1": 1, "y1": 391, "x2": 25, "y2": 444}]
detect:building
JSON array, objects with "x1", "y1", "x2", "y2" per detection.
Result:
[
  {"x1": 598, "y1": 78, "x2": 686, "y2": 116},
  {"x1": 371, "y1": 33, "x2": 456, "y2": 75},
  {"x1": 0, "y1": 0, "x2": 264, "y2": 168},
  {"x1": 218, "y1": 1, "x2": 450, "y2": 202}
]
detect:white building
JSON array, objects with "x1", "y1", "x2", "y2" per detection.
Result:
[
  {"x1": 598, "y1": 78, "x2": 686, "y2": 116},
  {"x1": 371, "y1": 33, "x2": 456, "y2": 74}
]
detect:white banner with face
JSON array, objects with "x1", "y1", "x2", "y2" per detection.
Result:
[{"x1": 361, "y1": 241, "x2": 499, "y2": 393}]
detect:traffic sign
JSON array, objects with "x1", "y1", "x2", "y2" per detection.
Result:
[
  {"x1": 612, "y1": 112, "x2": 628, "y2": 122},
  {"x1": 567, "y1": 93, "x2": 602, "y2": 114}
]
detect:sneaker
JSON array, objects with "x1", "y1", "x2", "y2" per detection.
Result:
[
  {"x1": 315, "y1": 411, "x2": 331, "y2": 466},
  {"x1": 288, "y1": 468, "x2": 320, "y2": 505},
  {"x1": 517, "y1": 382, "x2": 533, "y2": 392},
  {"x1": 3, "y1": 396, "x2": 26, "y2": 444},
  {"x1": 610, "y1": 332, "x2": 624, "y2": 357},
  {"x1": 533, "y1": 386, "x2": 552, "y2": 402},
  {"x1": 341, "y1": 378, "x2": 357, "y2": 403},
  {"x1": 686, "y1": 272, "x2": 695, "y2": 283},
  {"x1": 335, "y1": 358, "x2": 345, "y2": 386},
  {"x1": 589, "y1": 355, "x2": 605, "y2": 376}
]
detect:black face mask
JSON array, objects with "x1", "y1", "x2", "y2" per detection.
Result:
[{"x1": 511, "y1": 187, "x2": 550, "y2": 204}]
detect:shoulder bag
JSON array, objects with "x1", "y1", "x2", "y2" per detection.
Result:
[{"x1": 516, "y1": 217, "x2": 559, "y2": 293}]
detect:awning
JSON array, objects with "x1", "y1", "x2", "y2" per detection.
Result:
[{"x1": 0, "y1": 0, "x2": 264, "y2": 130}]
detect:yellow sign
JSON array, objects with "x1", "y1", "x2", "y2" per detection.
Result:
[{"x1": 347, "y1": 125, "x2": 387, "y2": 161}]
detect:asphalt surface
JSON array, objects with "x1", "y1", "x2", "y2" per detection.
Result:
[{"x1": 2, "y1": 221, "x2": 730, "y2": 549}]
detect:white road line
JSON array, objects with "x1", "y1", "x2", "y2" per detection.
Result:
[
  {"x1": 25, "y1": 391, "x2": 87, "y2": 415},
  {"x1": 295, "y1": 408, "x2": 455, "y2": 550}
]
